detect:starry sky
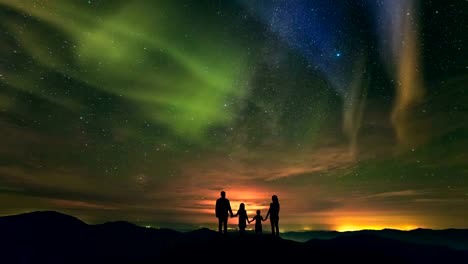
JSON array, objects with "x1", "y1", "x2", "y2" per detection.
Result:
[{"x1": 0, "y1": 0, "x2": 466, "y2": 232}]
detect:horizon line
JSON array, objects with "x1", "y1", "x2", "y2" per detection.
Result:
[{"x1": 2, "y1": 210, "x2": 468, "y2": 232}]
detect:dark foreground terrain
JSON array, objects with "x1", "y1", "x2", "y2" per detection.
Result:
[{"x1": 1, "y1": 211, "x2": 468, "y2": 264}]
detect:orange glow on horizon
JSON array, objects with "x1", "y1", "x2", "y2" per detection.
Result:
[
  {"x1": 331, "y1": 213, "x2": 423, "y2": 232},
  {"x1": 336, "y1": 224, "x2": 419, "y2": 232}
]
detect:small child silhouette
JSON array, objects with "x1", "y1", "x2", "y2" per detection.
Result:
[{"x1": 250, "y1": 209, "x2": 266, "y2": 235}]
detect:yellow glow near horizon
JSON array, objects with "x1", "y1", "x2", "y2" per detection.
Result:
[
  {"x1": 336, "y1": 224, "x2": 419, "y2": 232},
  {"x1": 329, "y1": 210, "x2": 425, "y2": 232}
]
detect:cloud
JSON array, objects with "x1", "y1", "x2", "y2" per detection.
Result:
[
  {"x1": 366, "y1": 189, "x2": 427, "y2": 199},
  {"x1": 49, "y1": 199, "x2": 119, "y2": 210}
]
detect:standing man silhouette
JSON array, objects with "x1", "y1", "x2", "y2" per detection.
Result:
[
  {"x1": 215, "y1": 191, "x2": 233, "y2": 234},
  {"x1": 265, "y1": 195, "x2": 280, "y2": 236}
]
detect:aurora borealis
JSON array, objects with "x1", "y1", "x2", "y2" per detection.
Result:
[{"x1": 0, "y1": 0, "x2": 466, "y2": 232}]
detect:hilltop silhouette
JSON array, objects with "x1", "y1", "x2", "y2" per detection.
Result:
[
  {"x1": 1, "y1": 211, "x2": 468, "y2": 263},
  {"x1": 282, "y1": 228, "x2": 468, "y2": 250}
]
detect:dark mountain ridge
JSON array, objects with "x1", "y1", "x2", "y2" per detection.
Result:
[
  {"x1": 1, "y1": 211, "x2": 467, "y2": 263},
  {"x1": 282, "y1": 228, "x2": 468, "y2": 250}
]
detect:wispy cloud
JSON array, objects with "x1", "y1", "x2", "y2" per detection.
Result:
[
  {"x1": 366, "y1": 189, "x2": 427, "y2": 199},
  {"x1": 49, "y1": 199, "x2": 119, "y2": 210}
]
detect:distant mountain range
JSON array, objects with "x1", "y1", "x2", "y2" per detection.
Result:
[
  {"x1": 1, "y1": 211, "x2": 467, "y2": 263},
  {"x1": 281, "y1": 228, "x2": 468, "y2": 250}
]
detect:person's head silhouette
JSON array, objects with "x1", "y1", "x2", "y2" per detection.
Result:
[
  {"x1": 272, "y1": 195, "x2": 278, "y2": 203},
  {"x1": 239, "y1": 203, "x2": 245, "y2": 210},
  {"x1": 256, "y1": 210, "x2": 261, "y2": 215},
  {"x1": 221, "y1": 191, "x2": 226, "y2": 198}
]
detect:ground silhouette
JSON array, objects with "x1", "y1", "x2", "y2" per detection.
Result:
[{"x1": 1, "y1": 211, "x2": 468, "y2": 264}]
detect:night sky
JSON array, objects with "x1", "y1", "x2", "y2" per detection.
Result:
[{"x1": 0, "y1": 0, "x2": 466, "y2": 232}]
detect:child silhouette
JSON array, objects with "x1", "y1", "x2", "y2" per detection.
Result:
[
  {"x1": 250, "y1": 209, "x2": 266, "y2": 235},
  {"x1": 232, "y1": 203, "x2": 249, "y2": 235}
]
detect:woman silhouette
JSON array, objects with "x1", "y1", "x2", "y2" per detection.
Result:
[
  {"x1": 232, "y1": 203, "x2": 249, "y2": 235},
  {"x1": 265, "y1": 195, "x2": 280, "y2": 236}
]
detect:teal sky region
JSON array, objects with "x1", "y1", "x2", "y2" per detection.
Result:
[{"x1": 0, "y1": 0, "x2": 466, "y2": 231}]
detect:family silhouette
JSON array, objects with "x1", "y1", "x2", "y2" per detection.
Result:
[{"x1": 215, "y1": 191, "x2": 280, "y2": 236}]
